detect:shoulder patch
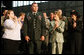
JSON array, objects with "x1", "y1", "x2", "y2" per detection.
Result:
[{"x1": 38, "y1": 15, "x2": 42, "y2": 20}]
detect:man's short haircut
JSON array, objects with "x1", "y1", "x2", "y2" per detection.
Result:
[{"x1": 32, "y1": 2, "x2": 37, "y2": 6}]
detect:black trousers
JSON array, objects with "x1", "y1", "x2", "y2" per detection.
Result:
[
  {"x1": 28, "y1": 40, "x2": 42, "y2": 54},
  {"x1": 70, "y1": 37, "x2": 82, "y2": 54},
  {"x1": 69, "y1": 33, "x2": 82, "y2": 54},
  {"x1": 1, "y1": 38, "x2": 21, "y2": 54}
]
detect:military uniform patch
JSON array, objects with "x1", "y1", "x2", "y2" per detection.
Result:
[{"x1": 38, "y1": 15, "x2": 42, "y2": 20}]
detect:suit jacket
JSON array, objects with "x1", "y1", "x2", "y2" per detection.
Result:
[
  {"x1": 49, "y1": 20, "x2": 65, "y2": 43},
  {"x1": 22, "y1": 12, "x2": 46, "y2": 41},
  {"x1": 44, "y1": 18, "x2": 50, "y2": 36}
]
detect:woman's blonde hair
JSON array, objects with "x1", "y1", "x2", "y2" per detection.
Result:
[{"x1": 5, "y1": 10, "x2": 14, "y2": 19}]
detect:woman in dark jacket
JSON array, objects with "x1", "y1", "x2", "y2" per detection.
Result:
[{"x1": 67, "y1": 10, "x2": 83, "y2": 54}]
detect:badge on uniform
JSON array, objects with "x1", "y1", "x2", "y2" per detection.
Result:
[
  {"x1": 27, "y1": 16, "x2": 31, "y2": 21},
  {"x1": 38, "y1": 15, "x2": 42, "y2": 20}
]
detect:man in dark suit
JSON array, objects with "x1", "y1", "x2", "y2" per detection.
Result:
[{"x1": 23, "y1": 2, "x2": 46, "y2": 54}]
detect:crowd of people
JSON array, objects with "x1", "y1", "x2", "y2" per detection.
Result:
[{"x1": 1, "y1": 2, "x2": 83, "y2": 54}]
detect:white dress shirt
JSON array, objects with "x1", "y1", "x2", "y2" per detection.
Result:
[{"x1": 2, "y1": 19, "x2": 21, "y2": 40}]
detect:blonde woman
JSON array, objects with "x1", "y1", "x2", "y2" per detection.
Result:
[
  {"x1": 2, "y1": 10, "x2": 22, "y2": 54},
  {"x1": 49, "y1": 11, "x2": 65, "y2": 54}
]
